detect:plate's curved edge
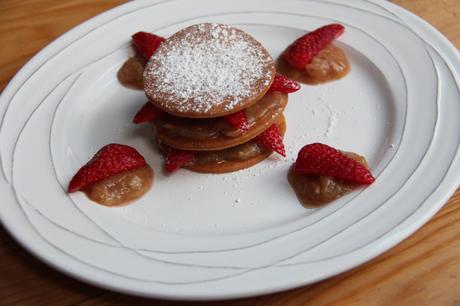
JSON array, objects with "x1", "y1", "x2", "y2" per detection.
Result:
[
  {"x1": 3, "y1": 4, "x2": 414, "y2": 257},
  {"x1": 0, "y1": 0, "x2": 168, "y2": 181},
  {"x1": 16, "y1": 6, "x2": 416, "y2": 253},
  {"x1": 0, "y1": 0, "x2": 460, "y2": 301}
]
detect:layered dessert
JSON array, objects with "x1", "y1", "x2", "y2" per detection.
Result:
[{"x1": 131, "y1": 23, "x2": 299, "y2": 173}]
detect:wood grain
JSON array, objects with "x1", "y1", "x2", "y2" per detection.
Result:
[{"x1": 1, "y1": 0, "x2": 459, "y2": 305}]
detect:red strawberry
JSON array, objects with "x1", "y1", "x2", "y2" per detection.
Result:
[
  {"x1": 294, "y1": 143, "x2": 375, "y2": 184},
  {"x1": 133, "y1": 102, "x2": 163, "y2": 124},
  {"x1": 256, "y1": 124, "x2": 286, "y2": 157},
  {"x1": 224, "y1": 110, "x2": 250, "y2": 131},
  {"x1": 164, "y1": 149, "x2": 195, "y2": 173},
  {"x1": 283, "y1": 24, "x2": 345, "y2": 69},
  {"x1": 132, "y1": 32, "x2": 165, "y2": 60},
  {"x1": 269, "y1": 73, "x2": 301, "y2": 93},
  {"x1": 68, "y1": 144, "x2": 146, "y2": 192}
]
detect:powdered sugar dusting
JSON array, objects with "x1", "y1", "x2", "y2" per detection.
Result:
[{"x1": 144, "y1": 23, "x2": 274, "y2": 116}]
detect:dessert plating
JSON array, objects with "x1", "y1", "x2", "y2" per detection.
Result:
[
  {"x1": 80, "y1": 22, "x2": 366, "y2": 208},
  {"x1": 134, "y1": 23, "x2": 296, "y2": 173}
]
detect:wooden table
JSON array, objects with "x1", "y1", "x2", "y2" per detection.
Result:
[{"x1": 1, "y1": 0, "x2": 459, "y2": 305}]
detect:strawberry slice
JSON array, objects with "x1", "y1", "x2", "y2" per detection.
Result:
[
  {"x1": 224, "y1": 110, "x2": 250, "y2": 131},
  {"x1": 165, "y1": 149, "x2": 195, "y2": 173},
  {"x1": 256, "y1": 124, "x2": 286, "y2": 157},
  {"x1": 133, "y1": 102, "x2": 163, "y2": 124},
  {"x1": 269, "y1": 73, "x2": 301, "y2": 93},
  {"x1": 283, "y1": 24, "x2": 345, "y2": 69},
  {"x1": 68, "y1": 144, "x2": 147, "y2": 192},
  {"x1": 294, "y1": 143, "x2": 375, "y2": 184},
  {"x1": 132, "y1": 31, "x2": 165, "y2": 60}
]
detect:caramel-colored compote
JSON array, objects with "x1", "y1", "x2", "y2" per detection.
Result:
[
  {"x1": 83, "y1": 165, "x2": 153, "y2": 207},
  {"x1": 154, "y1": 92, "x2": 287, "y2": 150},
  {"x1": 277, "y1": 44, "x2": 350, "y2": 85},
  {"x1": 117, "y1": 56, "x2": 145, "y2": 90},
  {"x1": 159, "y1": 116, "x2": 286, "y2": 173},
  {"x1": 288, "y1": 152, "x2": 368, "y2": 207},
  {"x1": 191, "y1": 141, "x2": 265, "y2": 165}
]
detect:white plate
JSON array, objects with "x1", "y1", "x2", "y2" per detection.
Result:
[{"x1": 1, "y1": 0, "x2": 459, "y2": 300}]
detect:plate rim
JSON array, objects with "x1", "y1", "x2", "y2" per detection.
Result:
[{"x1": 0, "y1": 0, "x2": 459, "y2": 300}]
